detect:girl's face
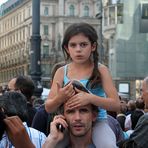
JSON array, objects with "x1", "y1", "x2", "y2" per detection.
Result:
[{"x1": 65, "y1": 33, "x2": 96, "y2": 64}]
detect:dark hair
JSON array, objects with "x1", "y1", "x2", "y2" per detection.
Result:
[
  {"x1": 135, "y1": 98, "x2": 145, "y2": 110},
  {"x1": 15, "y1": 75, "x2": 35, "y2": 101},
  {"x1": 62, "y1": 23, "x2": 101, "y2": 88},
  {"x1": 0, "y1": 92, "x2": 28, "y2": 121},
  {"x1": 0, "y1": 92, "x2": 28, "y2": 139}
]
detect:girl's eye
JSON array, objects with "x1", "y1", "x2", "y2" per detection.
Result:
[
  {"x1": 79, "y1": 42, "x2": 89, "y2": 48},
  {"x1": 68, "y1": 42, "x2": 90, "y2": 48},
  {"x1": 69, "y1": 43, "x2": 77, "y2": 48}
]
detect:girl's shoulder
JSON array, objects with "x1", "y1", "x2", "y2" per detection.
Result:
[
  {"x1": 53, "y1": 65, "x2": 65, "y2": 80},
  {"x1": 98, "y1": 63, "x2": 110, "y2": 76},
  {"x1": 98, "y1": 63, "x2": 108, "y2": 71}
]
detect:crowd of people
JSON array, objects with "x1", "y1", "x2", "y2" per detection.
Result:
[{"x1": 0, "y1": 23, "x2": 148, "y2": 148}]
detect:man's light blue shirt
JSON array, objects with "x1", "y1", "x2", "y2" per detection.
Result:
[{"x1": 0, "y1": 122, "x2": 46, "y2": 148}]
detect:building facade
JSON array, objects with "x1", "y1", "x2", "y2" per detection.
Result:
[
  {"x1": 0, "y1": 0, "x2": 100, "y2": 88},
  {"x1": 102, "y1": 0, "x2": 148, "y2": 99}
]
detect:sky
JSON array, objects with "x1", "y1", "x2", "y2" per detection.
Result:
[{"x1": 0, "y1": 0, "x2": 8, "y2": 6}]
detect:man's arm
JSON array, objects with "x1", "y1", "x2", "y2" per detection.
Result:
[{"x1": 4, "y1": 116, "x2": 35, "y2": 148}]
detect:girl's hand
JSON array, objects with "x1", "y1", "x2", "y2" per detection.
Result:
[
  {"x1": 66, "y1": 88, "x2": 91, "y2": 109},
  {"x1": 56, "y1": 81, "x2": 75, "y2": 103}
]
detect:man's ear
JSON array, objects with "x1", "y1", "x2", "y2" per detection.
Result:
[{"x1": 92, "y1": 111, "x2": 97, "y2": 122}]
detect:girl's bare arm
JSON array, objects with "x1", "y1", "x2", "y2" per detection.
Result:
[
  {"x1": 45, "y1": 67, "x2": 75, "y2": 113},
  {"x1": 90, "y1": 64, "x2": 120, "y2": 112}
]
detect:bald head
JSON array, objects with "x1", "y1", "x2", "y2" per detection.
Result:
[
  {"x1": 8, "y1": 78, "x2": 17, "y2": 91},
  {"x1": 142, "y1": 76, "x2": 148, "y2": 108},
  {"x1": 143, "y1": 77, "x2": 148, "y2": 90}
]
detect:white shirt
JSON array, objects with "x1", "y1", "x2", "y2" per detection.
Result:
[{"x1": 0, "y1": 122, "x2": 46, "y2": 148}]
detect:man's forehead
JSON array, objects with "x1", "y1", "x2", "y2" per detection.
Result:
[{"x1": 64, "y1": 103, "x2": 92, "y2": 112}]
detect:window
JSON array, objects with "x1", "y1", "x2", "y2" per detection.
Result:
[
  {"x1": 117, "y1": 4, "x2": 123, "y2": 23},
  {"x1": 42, "y1": 64, "x2": 50, "y2": 76},
  {"x1": 43, "y1": 45, "x2": 49, "y2": 58},
  {"x1": 44, "y1": 7, "x2": 49, "y2": 16},
  {"x1": 141, "y1": 4, "x2": 148, "y2": 19},
  {"x1": 69, "y1": 5, "x2": 75, "y2": 16},
  {"x1": 44, "y1": 25, "x2": 48, "y2": 35},
  {"x1": 83, "y1": 6, "x2": 89, "y2": 17}
]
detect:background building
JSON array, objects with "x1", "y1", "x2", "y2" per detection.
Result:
[
  {"x1": 0, "y1": 0, "x2": 100, "y2": 88},
  {"x1": 102, "y1": 0, "x2": 148, "y2": 99},
  {"x1": 1, "y1": 0, "x2": 147, "y2": 99}
]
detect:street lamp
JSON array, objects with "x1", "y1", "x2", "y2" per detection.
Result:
[
  {"x1": 30, "y1": 0, "x2": 43, "y2": 97},
  {"x1": 96, "y1": 0, "x2": 104, "y2": 63}
]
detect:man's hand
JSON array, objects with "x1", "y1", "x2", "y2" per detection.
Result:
[
  {"x1": 43, "y1": 115, "x2": 68, "y2": 148},
  {"x1": 4, "y1": 116, "x2": 35, "y2": 148}
]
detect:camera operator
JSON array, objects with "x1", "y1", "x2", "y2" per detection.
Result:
[{"x1": 0, "y1": 91, "x2": 46, "y2": 148}]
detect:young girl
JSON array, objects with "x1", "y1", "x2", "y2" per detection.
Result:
[{"x1": 45, "y1": 23, "x2": 120, "y2": 147}]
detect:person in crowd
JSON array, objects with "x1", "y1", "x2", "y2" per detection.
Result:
[
  {"x1": 3, "y1": 116, "x2": 35, "y2": 148},
  {"x1": 0, "y1": 86, "x2": 3, "y2": 96},
  {"x1": 107, "y1": 114, "x2": 125, "y2": 143},
  {"x1": 32, "y1": 61, "x2": 66, "y2": 136},
  {"x1": 33, "y1": 98, "x2": 44, "y2": 109},
  {"x1": 116, "y1": 99, "x2": 127, "y2": 131},
  {"x1": 7, "y1": 77, "x2": 16, "y2": 91},
  {"x1": 126, "y1": 100, "x2": 136, "y2": 115},
  {"x1": 125, "y1": 110, "x2": 144, "y2": 137},
  {"x1": 118, "y1": 76, "x2": 148, "y2": 148},
  {"x1": 8, "y1": 75, "x2": 36, "y2": 126},
  {"x1": 142, "y1": 76, "x2": 148, "y2": 112},
  {"x1": 43, "y1": 93, "x2": 98, "y2": 148},
  {"x1": 123, "y1": 98, "x2": 145, "y2": 138},
  {"x1": 45, "y1": 22, "x2": 120, "y2": 147},
  {"x1": 124, "y1": 100, "x2": 136, "y2": 131},
  {"x1": 0, "y1": 91, "x2": 46, "y2": 148},
  {"x1": 135, "y1": 98, "x2": 145, "y2": 112}
]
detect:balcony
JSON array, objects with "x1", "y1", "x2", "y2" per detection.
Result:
[{"x1": 103, "y1": 3, "x2": 123, "y2": 38}]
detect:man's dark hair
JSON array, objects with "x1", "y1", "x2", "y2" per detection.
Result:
[
  {"x1": 0, "y1": 92, "x2": 28, "y2": 139},
  {"x1": 135, "y1": 98, "x2": 145, "y2": 110},
  {"x1": 15, "y1": 76, "x2": 35, "y2": 102},
  {"x1": 0, "y1": 91, "x2": 28, "y2": 121}
]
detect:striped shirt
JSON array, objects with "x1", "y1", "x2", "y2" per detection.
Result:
[{"x1": 0, "y1": 122, "x2": 46, "y2": 148}]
